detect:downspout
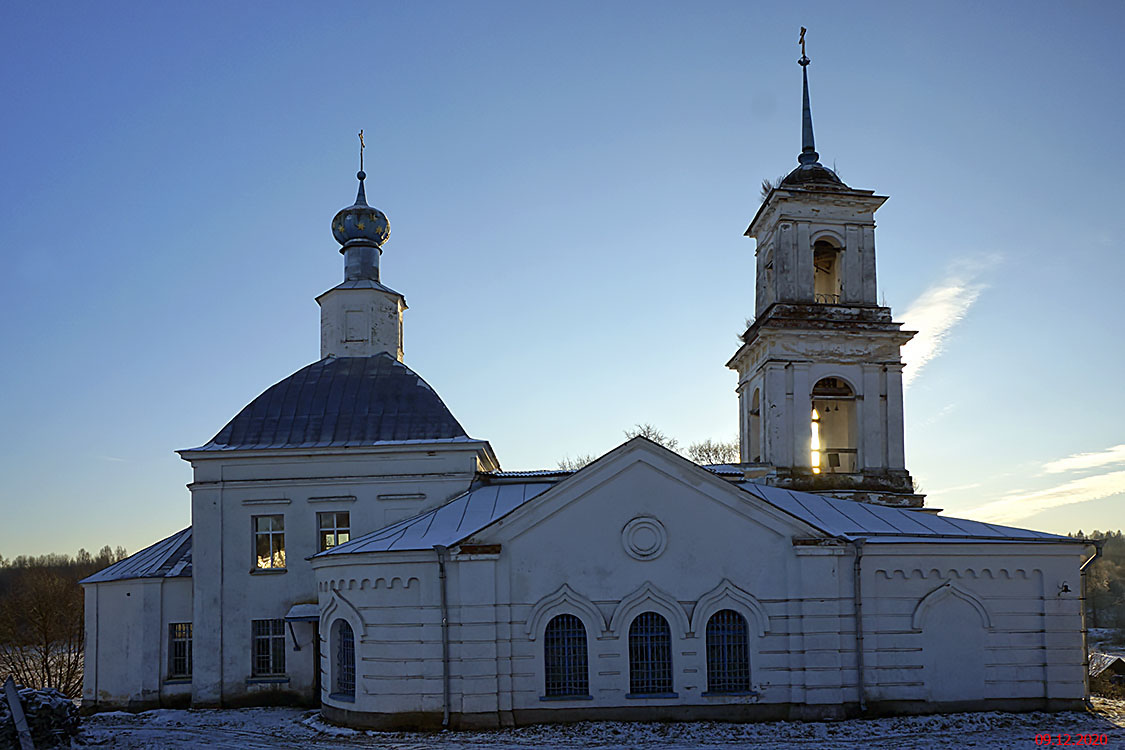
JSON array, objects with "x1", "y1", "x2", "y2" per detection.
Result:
[
  {"x1": 1080, "y1": 539, "x2": 1104, "y2": 705},
  {"x1": 434, "y1": 544, "x2": 451, "y2": 729},
  {"x1": 851, "y1": 538, "x2": 867, "y2": 713}
]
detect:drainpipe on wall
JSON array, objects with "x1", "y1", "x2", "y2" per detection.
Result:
[
  {"x1": 1080, "y1": 539, "x2": 1104, "y2": 706},
  {"x1": 434, "y1": 544, "x2": 451, "y2": 729},
  {"x1": 851, "y1": 537, "x2": 867, "y2": 713}
]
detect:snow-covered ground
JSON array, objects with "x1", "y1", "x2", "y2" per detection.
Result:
[
  {"x1": 1089, "y1": 627, "x2": 1125, "y2": 658},
  {"x1": 77, "y1": 699, "x2": 1125, "y2": 749}
]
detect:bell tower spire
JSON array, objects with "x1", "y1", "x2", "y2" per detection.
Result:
[
  {"x1": 798, "y1": 27, "x2": 820, "y2": 167},
  {"x1": 727, "y1": 31, "x2": 921, "y2": 508}
]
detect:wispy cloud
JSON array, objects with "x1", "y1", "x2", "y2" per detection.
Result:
[
  {"x1": 901, "y1": 274, "x2": 986, "y2": 388},
  {"x1": 961, "y1": 469, "x2": 1125, "y2": 525},
  {"x1": 1042, "y1": 444, "x2": 1125, "y2": 475},
  {"x1": 98, "y1": 455, "x2": 127, "y2": 463}
]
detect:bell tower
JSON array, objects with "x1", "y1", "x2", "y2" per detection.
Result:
[{"x1": 727, "y1": 32, "x2": 921, "y2": 507}]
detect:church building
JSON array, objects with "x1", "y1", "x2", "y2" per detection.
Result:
[{"x1": 82, "y1": 44, "x2": 1091, "y2": 727}]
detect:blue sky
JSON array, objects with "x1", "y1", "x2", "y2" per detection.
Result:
[{"x1": 1, "y1": 1, "x2": 1122, "y2": 558}]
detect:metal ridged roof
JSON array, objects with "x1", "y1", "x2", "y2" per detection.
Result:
[
  {"x1": 189, "y1": 353, "x2": 468, "y2": 451},
  {"x1": 80, "y1": 528, "x2": 192, "y2": 584},
  {"x1": 318, "y1": 473, "x2": 1073, "y2": 561},
  {"x1": 318, "y1": 483, "x2": 555, "y2": 554},
  {"x1": 743, "y1": 484, "x2": 1072, "y2": 543}
]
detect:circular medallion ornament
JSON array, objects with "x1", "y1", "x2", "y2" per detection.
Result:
[{"x1": 622, "y1": 517, "x2": 667, "y2": 561}]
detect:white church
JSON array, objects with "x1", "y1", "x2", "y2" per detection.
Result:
[{"x1": 82, "y1": 48, "x2": 1092, "y2": 728}]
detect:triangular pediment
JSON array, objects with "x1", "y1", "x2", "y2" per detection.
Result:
[{"x1": 460, "y1": 437, "x2": 825, "y2": 547}]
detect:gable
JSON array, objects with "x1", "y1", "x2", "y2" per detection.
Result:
[{"x1": 462, "y1": 439, "x2": 826, "y2": 601}]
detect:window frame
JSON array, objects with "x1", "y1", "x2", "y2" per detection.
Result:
[
  {"x1": 627, "y1": 611, "x2": 675, "y2": 697},
  {"x1": 252, "y1": 514, "x2": 286, "y2": 570},
  {"x1": 333, "y1": 619, "x2": 356, "y2": 700},
  {"x1": 167, "y1": 622, "x2": 192, "y2": 679},
  {"x1": 251, "y1": 618, "x2": 286, "y2": 677},
  {"x1": 317, "y1": 511, "x2": 351, "y2": 552},
  {"x1": 543, "y1": 613, "x2": 590, "y2": 699},
  {"x1": 705, "y1": 609, "x2": 752, "y2": 694}
]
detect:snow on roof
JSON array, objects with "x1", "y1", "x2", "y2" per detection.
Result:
[
  {"x1": 81, "y1": 528, "x2": 192, "y2": 584},
  {"x1": 1090, "y1": 652, "x2": 1125, "y2": 677},
  {"x1": 743, "y1": 484, "x2": 1074, "y2": 543},
  {"x1": 317, "y1": 483, "x2": 555, "y2": 555}
]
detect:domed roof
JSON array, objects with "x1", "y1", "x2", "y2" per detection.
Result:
[
  {"x1": 193, "y1": 354, "x2": 468, "y2": 451},
  {"x1": 332, "y1": 171, "x2": 390, "y2": 247},
  {"x1": 781, "y1": 162, "x2": 847, "y2": 189}
]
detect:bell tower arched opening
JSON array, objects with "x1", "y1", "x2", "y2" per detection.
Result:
[
  {"x1": 813, "y1": 239, "x2": 842, "y2": 304},
  {"x1": 810, "y1": 377, "x2": 857, "y2": 474},
  {"x1": 748, "y1": 389, "x2": 761, "y2": 463}
]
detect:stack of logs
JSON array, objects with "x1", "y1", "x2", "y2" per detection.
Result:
[{"x1": 0, "y1": 685, "x2": 79, "y2": 749}]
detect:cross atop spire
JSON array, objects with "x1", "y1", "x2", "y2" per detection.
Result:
[
  {"x1": 797, "y1": 27, "x2": 819, "y2": 166},
  {"x1": 355, "y1": 129, "x2": 369, "y2": 206}
]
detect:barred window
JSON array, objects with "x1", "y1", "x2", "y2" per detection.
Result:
[
  {"x1": 252, "y1": 619, "x2": 286, "y2": 676},
  {"x1": 628, "y1": 611, "x2": 673, "y2": 695},
  {"x1": 168, "y1": 622, "x2": 192, "y2": 678},
  {"x1": 543, "y1": 614, "x2": 589, "y2": 697},
  {"x1": 706, "y1": 609, "x2": 751, "y2": 693},
  {"x1": 334, "y1": 619, "x2": 355, "y2": 698},
  {"x1": 318, "y1": 511, "x2": 350, "y2": 552},
  {"x1": 253, "y1": 515, "x2": 285, "y2": 569}
]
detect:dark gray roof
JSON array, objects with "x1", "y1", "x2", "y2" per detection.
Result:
[
  {"x1": 81, "y1": 528, "x2": 192, "y2": 584},
  {"x1": 781, "y1": 163, "x2": 847, "y2": 189},
  {"x1": 189, "y1": 353, "x2": 469, "y2": 451}
]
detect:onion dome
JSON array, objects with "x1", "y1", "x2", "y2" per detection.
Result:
[{"x1": 331, "y1": 170, "x2": 390, "y2": 247}]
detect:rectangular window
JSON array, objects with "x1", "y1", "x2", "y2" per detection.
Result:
[
  {"x1": 318, "y1": 511, "x2": 350, "y2": 552},
  {"x1": 253, "y1": 515, "x2": 285, "y2": 569},
  {"x1": 168, "y1": 622, "x2": 192, "y2": 678},
  {"x1": 251, "y1": 619, "x2": 286, "y2": 676}
]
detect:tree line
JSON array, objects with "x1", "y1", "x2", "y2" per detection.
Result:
[
  {"x1": 0, "y1": 546, "x2": 127, "y2": 698},
  {"x1": 1074, "y1": 530, "x2": 1125, "y2": 631},
  {"x1": 557, "y1": 423, "x2": 740, "y2": 471}
]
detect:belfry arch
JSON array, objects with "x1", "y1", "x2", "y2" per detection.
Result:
[
  {"x1": 812, "y1": 238, "x2": 842, "y2": 304},
  {"x1": 810, "y1": 377, "x2": 857, "y2": 474}
]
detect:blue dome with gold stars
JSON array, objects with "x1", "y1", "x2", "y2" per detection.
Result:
[{"x1": 332, "y1": 170, "x2": 390, "y2": 247}]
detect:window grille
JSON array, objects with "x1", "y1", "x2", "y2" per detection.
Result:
[
  {"x1": 628, "y1": 611, "x2": 673, "y2": 695},
  {"x1": 168, "y1": 622, "x2": 192, "y2": 678},
  {"x1": 253, "y1": 515, "x2": 286, "y2": 569},
  {"x1": 318, "y1": 511, "x2": 351, "y2": 552},
  {"x1": 706, "y1": 609, "x2": 751, "y2": 693},
  {"x1": 543, "y1": 614, "x2": 589, "y2": 697},
  {"x1": 335, "y1": 619, "x2": 355, "y2": 697},
  {"x1": 251, "y1": 619, "x2": 286, "y2": 676}
]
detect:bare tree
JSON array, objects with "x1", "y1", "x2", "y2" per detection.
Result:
[
  {"x1": 624, "y1": 424, "x2": 679, "y2": 452},
  {"x1": 687, "y1": 438, "x2": 740, "y2": 465},
  {"x1": 0, "y1": 569, "x2": 85, "y2": 697},
  {"x1": 557, "y1": 454, "x2": 596, "y2": 471}
]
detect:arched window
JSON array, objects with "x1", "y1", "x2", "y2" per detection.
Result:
[
  {"x1": 628, "y1": 612, "x2": 673, "y2": 695},
  {"x1": 749, "y1": 388, "x2": 762, "y2": 463},
  {"x1": 334, "y1": 619, "x2": 355, "y2": 699},
  {"x1": 706, "y1": 609, "x2": 750, "y2": 693},
  {"x1": 543, "y1": 614, "x2": 589, "y2": 697},
  {"x1": 811, "y1": 377, "x2": 857, "y2": 473},
  {"x1": 813, "y1": 239, "x2": 842, "y2": 303}
]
